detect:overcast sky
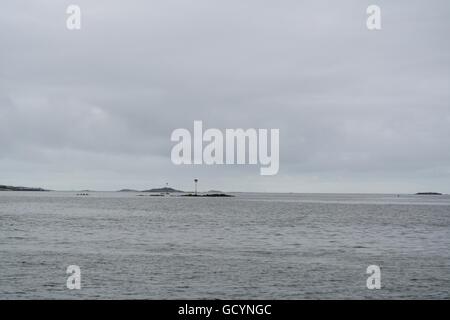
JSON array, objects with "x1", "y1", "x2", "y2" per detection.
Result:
[{"x1": 1, "y1": 0, "x2": 449, "y2": 193}]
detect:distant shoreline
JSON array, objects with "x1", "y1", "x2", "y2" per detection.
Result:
[
  {"x1": 0, "y1": 185, "x2": 48, "y2": 192},
  {"x1": 1, "y1": 184, "x2": 447, "y2": 195}
]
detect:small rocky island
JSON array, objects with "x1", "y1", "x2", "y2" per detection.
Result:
[
  {"x1": 118, "y1": 187, "x2": 183, "y2": 193},
  {"x1": 142, "y1": 187, "x2": 183, "y2": 193},
  {"x1": 182, "y1": 193, "x2": 234, "y2": 197},
  {"x1": 415, "y1": 192, "x2": 443, "y2": 195},
  {"x1": 0, "y1": 184, "x2": 48, "y2": 191},
  {"x1": 119, "y1": 182, "x2": 234, "y2": 197}
]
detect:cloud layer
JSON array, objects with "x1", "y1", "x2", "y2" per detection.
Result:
[{"x1": 1, "y1": 0, "x2": 449, "y2": 192}]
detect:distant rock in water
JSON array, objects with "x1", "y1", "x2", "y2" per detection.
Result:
[
  {"x1": 415, "y1": 192, "x2": 443, "y2": 195},
  {"x1": 118, "y1": 189, "x2": 139, "y2": 192},
  {"x1": 142, "y1": 187, "x2": 183, "y2": 193},
  {"x1": 0, "y1": 185, "x2": 48, "y2": 191},
  {"x1": 182, "y1": 193, "x2": 234, "y2": 197}
]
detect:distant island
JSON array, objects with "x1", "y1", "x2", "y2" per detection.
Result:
[
  {"x1": 117, "y1": 187, "x2": 183, "y2": 193},
  {"x1": 0, "y1": 184, "x2": 48, "y2": 191},
  {"x1": 142, "y1": 187, "x2": 184, "y2": 193},
  {"x1": 415, "y1": 192, "x2": 443, "y2": 195}
]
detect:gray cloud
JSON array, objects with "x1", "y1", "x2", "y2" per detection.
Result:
[{"x1": 1, "y1": 0, "x2": 449, "y2": 192}]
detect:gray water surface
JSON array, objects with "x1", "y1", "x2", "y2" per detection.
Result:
[{"x1": 0, "y1": 192, "x2": 449, "y2": 299}]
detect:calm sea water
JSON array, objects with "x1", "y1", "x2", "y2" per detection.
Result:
[{"x1": 0, "y1": 192, "x2": 449, "y2": 299}]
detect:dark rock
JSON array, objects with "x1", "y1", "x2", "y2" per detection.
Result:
[
  {"x1": 415, "y1": 192, "x2": 443, "y2": 195},
  {"x1": 142, "y1": 187, "x2": 183, "y2": 193},
  {"x1": 0, "y1": 185, "x2": 48, "y2": 191}
]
